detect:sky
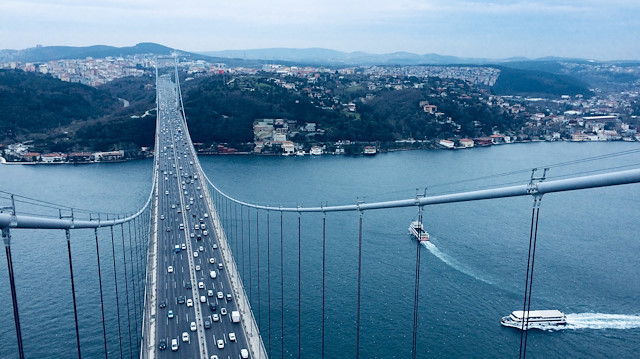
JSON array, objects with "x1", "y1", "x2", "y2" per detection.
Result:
[{"x1": 1, "y1": 0, "x2": 640, "y2": 60}]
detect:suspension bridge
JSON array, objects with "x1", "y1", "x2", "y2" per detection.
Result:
[{"x1": 1, "y1": 58, "x2": 640, "y2": 359}]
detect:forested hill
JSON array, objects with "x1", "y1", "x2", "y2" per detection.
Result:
[
  {"x1": 0, "y1": 69, "x2": 119, "y2": 138},
  {"x1": 493, "y1": 66, "x2": 592, "y2": 97}
]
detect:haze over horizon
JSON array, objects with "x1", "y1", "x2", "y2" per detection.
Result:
[{"x1": 1, "y1": 0, "x2": 639, "y2": 61}]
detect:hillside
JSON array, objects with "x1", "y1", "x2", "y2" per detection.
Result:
[
  {"x1": 0, "y1": 69, "x2": 120, "y2": 140},
  {"x1": 492, "y1": 66, "x2": 592, "y2": 97}
]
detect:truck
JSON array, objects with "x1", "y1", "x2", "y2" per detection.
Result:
[
  {"x1": 231, "y1": 311, "x2": 240, "y2": 323},
  {"x1": 174, "y1": 244, "x2": 181, "y2": 253}
]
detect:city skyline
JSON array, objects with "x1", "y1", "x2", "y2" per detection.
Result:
[{"x1": 1, "y1": 0, "x2": 639, "y2": 61}]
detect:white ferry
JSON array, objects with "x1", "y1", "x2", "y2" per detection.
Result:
[
  {"x1": 409, "y1": 221, "x2": 429, "y2": 242},
  {"x1": 501, "y1": 310, "x2": 566, "y2": 330}
]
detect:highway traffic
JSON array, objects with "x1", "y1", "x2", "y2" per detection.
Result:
[{"x1": 154, "y1": 74, "x2": 249, "y2": 359}]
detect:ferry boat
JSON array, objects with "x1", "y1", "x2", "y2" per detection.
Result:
[
  {"x1": 409, "y1": 221, "x2": 429, "y2": 241},
  {"x1": 501, "y1": 310, "x2": 567, "y2": 330}
]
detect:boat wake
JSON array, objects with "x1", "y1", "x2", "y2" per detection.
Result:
[
  {"x1": 555, "y1": 313, "x2": 640, "y2": 331},
  {"x1": 422, "y1": 240, "x2": 494, "y2": 285}
]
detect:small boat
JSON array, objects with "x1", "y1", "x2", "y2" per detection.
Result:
[
  {"x1": 409, "y1": 221, "x2": 429, "y2": 241},
  {"x1": 501, "y1": 310, "x2": 567, "y2": 330}
]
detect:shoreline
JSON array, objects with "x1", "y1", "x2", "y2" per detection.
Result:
[{"x1": 2, "y1": 140, "x2": 637, "y2": 165}]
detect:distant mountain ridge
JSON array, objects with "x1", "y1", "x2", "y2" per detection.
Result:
[
  {"x1": 0, "y1": 42, "x2": 215, "y2": 63},
  {"x1": 198, "y1": 48, "x2": 620, "y2": 66}
]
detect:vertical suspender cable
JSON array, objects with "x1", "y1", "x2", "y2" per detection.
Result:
[
  {"x1": 94, "y1": 229, "x2": 108, "y2": 359},
  {"x1": 134, "y1": 217, "x2": 143, "y2": 329},
  {"x1": 241, "y1": 205, "x2": 245, "y2": 279},
  {"x1": 249, "y1": 206, "x2": 253, "y2": 303},
  {"x1": 3, "y1": 229, "x2": 25, "y2": 359},
  {"x1": 280, "y1": 211, "x2": 284, "y2": 359},
  {"x1": 522, "y1": 202, "x2": 542, "y2": 359},
  {"x1": 519, "y1": 200, "x2": 537, "y2": 359},
  {"x1": 66, "y1": 229, "x2": 82, "y2": 359},
  {"x1": 257, "y1": 209, "x2": 261, "y2": 329},
  {"x1": 235, "y1": 203, "x2": 239, "y2": 264},
  {"x1": 120, "y1": 225, "x2": 133, "y2": 358},
  {"x1": 411, "y1": 208, "x2": 423, "y2": 359},
  {"x1": 356, "y1": 212, "x2": 363, "y2": 359},
  {"x1": 322, "y1": 212, "x2": 326, "y2": 359},
  {"x1": 267, "y1": 210, "x2": 272, "y2": 355},
  {"x1": 298, "y1": 212, "x2": 302, "y2": 358},
  {"x1": 127, "y1": 221, "x2": 139, "y2": 348},
  {"x1": 110, "y1": 226, "x2": 124, "y2": 359}
]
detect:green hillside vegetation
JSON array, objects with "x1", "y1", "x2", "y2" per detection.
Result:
[
  {"x1": 492, "y1": 66, "x2": 592, "y2": 97},
  {"x1": 0, "y1": 69, "x2": 120, "y2": 140}
]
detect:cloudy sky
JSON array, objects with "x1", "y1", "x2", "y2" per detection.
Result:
[{"x1": 1, "y1": 0, "x2": 639, "y2": 60}]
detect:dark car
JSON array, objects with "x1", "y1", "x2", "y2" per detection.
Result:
[
  {"x1": 204, "y1": 320, "x2": 211, "y2": 329},
  {"x1": 209, "y1": 302, "x2": 216, "y2": 311},
  {"x1": 159, "y1": 338, "x2": 167, "y2": 350},
  {"x1": 185, "y1": 281, "x2": 192, "y2": 289},
  {"x1": 159, "y1": 300, "x2": 166, "y2": 308},
  {"x1": 178, "y1": 296, "x2": 185, "y2": 304}
]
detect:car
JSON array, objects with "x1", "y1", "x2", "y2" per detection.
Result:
[
  {"x1": 199, "y1": 246, "x2": 204, "y2": 252},
  {"x1": 212, "y1": 314, "x2": 220, "y2": 322},
  {"x1": 177, "y1": 208, "x2": 181, "y2": 213},
  {"x1": 218, "y1": 263, "x2": 223, "y2": 270},
  {"x1": 185, "y1": 281, "x2": 191, "y2": 289},
  {"x1": 166, "y1": 227, "x2": 171, "y2": 232},
  {"x1": 200, "y1": 218, "x2": 204, "y2": 223},
  {"x1": 217, "y1": 339, "x2": 224, "y2": 349},
  {"x1": 200, "y1": 295, "x2": 206, "y2": 303},
  {"x1": 209, "y1": 257, "x2": 215, "y2": 264},
  {"x1": 158, "y1": 338, "x2": 167, "y2": 350},
  {"x1": 226, "y1": 294, "x2": 232, "y2": 301},
  {"x1": 198, "y1": 281, "x2": 204, "y2": 289},
  {"x1": 210, "y1": 355, "x2": 218, "y2": 359},
  {"x1": 209, "y1": 270, "x2": 217, "y2": 279},
  {"x1": 181, "y1": 243, "x2": 186, "y2": 250},
  {"x1": 190, "y1": 233, "x2": 195, "y2": 238},
  {"x1": 167, "y1": 266, "x2": 173, "y2": 273},
  {"x1": 199, "y1": 194, "x2": 203, "y2": 199},
  {"x1": 240, "y1": 349, "x2": 249, "y2": 358},
  {"x1": 190, "y1": 322, "x2": 197, "y2": 332},
  {"x1": 203, "y1": 230, "x2": 208, "y2": 236},
  {"x1": 193, "y1": 251, "x2": 198, "y2": 258},
  {"x1": 168, "y1": 310, "x2": 174, "y2": 318},
  {"x1": 165, "y1": 190, "x2": 169, "y2": 195},
  {"x1": 171, "y1": 339, "x2": 178, "y2": 351},
  {"x1": 186, "y1": 299, "x2": 193, "y2": 307},
  {"x1": 159, "y1": 300, "x2": 166, "y2": 308},
  {"x1": 194, "y1": 224, "x2": 200, "y2": 230},
  {"x1": 171, "y1": 204, "x2": 176, "y2": 209},
  {"x1": 177, "y1": 295, "x2": 185, "y2": 304},
  {"x1": 229, "y1": 332, "x2": 236, "y2": 341},
  {"x1": 160, "y1": 215, "x2": 165, "y2": 220},
  {"x1": 204, "y1": 320, "x2": 211, "y2": 329},
  {"x1": 195, "y1": 265, "x2": 201, "y2": 271},
  {"x1": 209, "y1": 302, "x2": 217, "y2": 311},
  {"x1": 217, "y1": 291, "x2": 223, "y2": 299},
  {"x1": 197, "y1": 235, "x2": 202, "y2": 241},
  {"x1": 204, "y1": 213, "x2": 209, "y2": 218},
  {"x1": 182, "y1": 332, "x2": 189, "y2": 342},
  {"x1": 207, "y1": 290, "x2": 214, "y2": 297},
  {"x1": 201, "y1": 223, "x2": 206, "y2": 229},
  {"x1": 213, "y1": 243, "x2": 218, "y2": 249},
  {"x1": 221, "y1": 308, "x2": 227, "y2": 316}
]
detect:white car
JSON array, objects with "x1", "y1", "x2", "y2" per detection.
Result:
[
  {"x1": 200, "y1": 295, "x2": 206, "y2": 303},
  {"x1": 207, "y1": 289, "x2": 214, "y2": 297},
  {"x1": 209, "y1": 257, "x2": 215, "y2": 264},
  {"x1": 212, "y1": 313, "x2": 220, "y2": 322},
  {"x1": 186, "y1": 299, "x2": 193, "y2": 307},
  {"x1": 190, "y1": 233, "x2": 195, "y2": 238},
  {"x1": 203, "y1": 230, "x2": 208, "y2": 236},
  {"x1": 199, "y1": 246, "x2": 204, "y2": 252},
  {"x1": 217, "y1": 339, "x2": 224, "y2": 349},
  {"x1": 165, "y1": 190, "x2": 169, "y2": 195},
  {"x1": 171, "y1": 339, "x2": 178, "y2": 351},
  {"x1": 204, "y1": 213, "x2": 209, "y2": 218},
  {"x1": 181, "y1": 243, "x2": 186, "y2": 250},
  {"x1": 229, "y1": 332, "x2": 236, "y2": 341},
  {"x1": 182, "y1": 332, "x2": 189, "y2": 342},
  {"x1": 167, "y1": 266, "x2": 173, "y2": 273},
  {"x1": 240, "y1": 349, "x2": 249, "y2": 358},
  {"x1": 209, "y1": 270, "x2": 217, "y2": 279},
  {"x1": 221, "y1": 308, "x2": 227, "y2": 316},
  {"x1": 190, "y1": 321, "x2": 197, "y2": 332},
  {"x1": 195, "y1": 265, "x2": 201, "y2": 271},
  {"x1": 217, "y1": 291, "x2": 223, "y2": 299},
  {"x1": 193, "y1": 252, "x2": 198, "y2": 258},
  {"x1": 198, "y1": 281, "x2": 204, "y2": 289}
]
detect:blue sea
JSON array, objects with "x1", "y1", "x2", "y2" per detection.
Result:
[{"x1": 1, "y1": 141, "x2": 639, "y2": 358}]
